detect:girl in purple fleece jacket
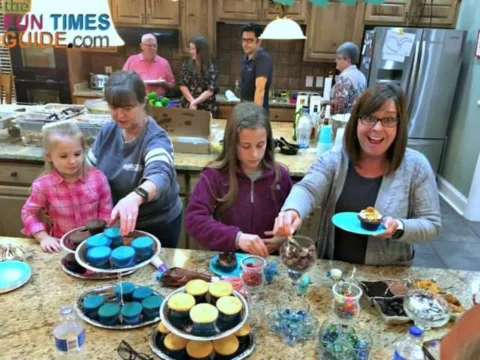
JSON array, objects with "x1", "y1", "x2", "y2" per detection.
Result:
[{"x1": 185, "y1": 102, "x2": 292, "y2": 257}]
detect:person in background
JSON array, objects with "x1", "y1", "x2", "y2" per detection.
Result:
[
  {"x1": 330, "y1": 41, "x2": 367, "y2": 114},
  {"x1": 179, "y1": 35, "x2": 219, "y2": 116},
  {"x1": 87, "y1": 71, "x2": 182, "y2": 247},
  {"x1": 240, "y1": 24, "x2": 273, "y2": 112},
  {"x1": 21, "y1": 121, "x2": 112, "y2": 253},
  {"x1": 123, "y1": 33, "x2": 175, "y2": 97},
  {"x1": 273, "y1": 84, "x2": 441, "y2": 265},
  {"x1": 185, "y1": 102, "x2": 292, "y2": 257}
]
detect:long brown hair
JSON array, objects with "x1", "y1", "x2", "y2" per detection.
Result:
[
  {"x1": 343, "y1": 83, "x2": 408, "y2": 174},
  {"x1": 209, "y1": 102, "x2": 279, "y2": 212},
  {"x1": 188, "y1": 35, "x2": 212, "y2": 75},
  {"x1": 41, "y1": 120, "x2": 88, "y2": 177}
]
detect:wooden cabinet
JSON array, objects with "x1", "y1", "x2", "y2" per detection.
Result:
[
  {"x1": 364, "y1": 0, "x2": 411, "y2": 25},
  {"x1": 263, "y1": 0, "x2": 307, "y2": 22},
  {"x1": 0, "y1": 162, "x2": 44, "y2": 238},
  {"x1": 409, "y1": 0, "x2": 460, "y2": 27},
  {"x1": 216, "y1": 0, "x2": 263, "y2": 21},
  {"x1": 364, "y1": 0, "x2": 460, "y2": 28},
  {"x1": 216, "y1": 0, "x2": 306, "y2": 23},
  {"x1": 112, "y1": 0, "x2": 179, "y2": 27},
  {"x1": 180, "y1": 0, "x2": 216, "y2": 57},
  {"x1": 304, "y1": 1, "x2": 365, "y2": 62},
  {"x1": 218, "y1": 103, "x2": 295, "y2": 122}
]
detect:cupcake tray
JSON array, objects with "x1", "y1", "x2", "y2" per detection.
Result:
[
  {"x1": 74, "y1": 230, "x2": 161, "y2": 274},
  {"x1": 160, "y1": 286, "x2": 249, "y2": 341},
  {"x1": 74, "y1": 284, "x2": 162, "y2": 330},
  {"x1": 149, "y1": 328, "x2": 256, "y2": 360},
  {"x1": 60, "y1": 254, "x2": 136, "y2": 280}
]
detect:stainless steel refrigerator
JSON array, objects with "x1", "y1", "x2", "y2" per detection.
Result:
[{"x1": 360, "y1": 27, "x2": 466, "y2": 173}]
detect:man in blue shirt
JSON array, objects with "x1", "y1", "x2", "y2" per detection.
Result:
[{"x1": 240, "y1": 24, "x2": 273, "y2": 111}]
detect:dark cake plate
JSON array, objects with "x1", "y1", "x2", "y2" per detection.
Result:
[
  {"x1": 74, "y1": 284, "x2": 162, "y2": 330},
  {"x1": 149, "y1": 328, "x2": 256, "y2": 360},
  {"x1": 60, "y1": 254, "x2": 136, "y2": 280}
]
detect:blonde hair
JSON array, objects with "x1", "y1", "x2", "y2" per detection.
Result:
[{"x1": 41, "y1": 120, "x2": 88, "y2": 177}]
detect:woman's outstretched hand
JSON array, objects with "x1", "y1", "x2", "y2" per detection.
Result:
[{"x1": 273, "y1": 210, "x2": 302, "y2": 237}]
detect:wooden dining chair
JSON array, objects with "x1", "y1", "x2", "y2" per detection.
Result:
[{"x1": 0, "y1": 69, "x2": 14, "y2": 104}]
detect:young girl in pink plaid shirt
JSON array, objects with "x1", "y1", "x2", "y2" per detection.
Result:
[{"x1": 21, "y1": 121, "x2": 113, "y2": 253}]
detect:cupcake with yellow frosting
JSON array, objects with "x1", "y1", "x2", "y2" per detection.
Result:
[
  {"x1": 216, "y1": 295, "x2": 243, "y2": 331},
  {"x1": 186, "y1": 340, "x2": 214, "y2": 360},
  {"x1": 158, "y1": 321, "x2": 170, "y2": 335},
  {"x1": 189, "y1": 303, "x2": 219, "y2": 336},
  {"x1": 208, "y1": 281, "x2": 233, "y2": 305},
  {"x1": 358, "y1": 206, "x2": 383, "y2": 231},
  {"x1": 185, "y1": 279, "x2": 210, "y2": 304},
  {"x1": 154, "y1": 321, "x2": 171, "y2": 350},
  {"x1": 212, "y1": 335, "x2": 239, "y2": 360},
  {"x1": 167, "y1": 293, "x2": 196, "y2": 330},
  {"x1": 163, "y1": 333, "x2": 188, "y2": 359},
  {"x1": 234, "y1": 323, "x2": 251, "y2": 350}
]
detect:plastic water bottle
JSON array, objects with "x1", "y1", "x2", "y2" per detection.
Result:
[
  {"x1": 54, "y1": 305, "x2": 86, "y2": 360},
  {"x1": 296, "y1": 106, "x2": 312, "y2": 148},
  {"x1": 393, "y1": 326, "x2": 424, "y2": 360}
]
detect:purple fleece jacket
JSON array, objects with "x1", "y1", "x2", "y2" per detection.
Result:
[{"x1": 185, "y1": 166, "x2": 293, "y2": 251}]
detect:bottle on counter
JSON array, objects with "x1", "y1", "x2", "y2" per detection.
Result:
[
  {"x1": 293, "y1": 98, "x2": 306, "y2": 141},
  {"x1": 54, "y1": 305, "x2": 86, "y2": 360},
  {"x1": 393, "y1": 326, "x2": 424, "y2": 360},
  {"x1": 296, "y1": 105, "x2": 312, "y2": 149},
  {"x1": 234, "y1": 79, "x2": 241, "y2": 98},
  {"x1": 310, "y1": 104, "x2": 320, "y2": 140}
]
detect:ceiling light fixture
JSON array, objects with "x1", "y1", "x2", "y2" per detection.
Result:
[{"x1": 259, "y1": 4, "x2": 306, "y2": 41}]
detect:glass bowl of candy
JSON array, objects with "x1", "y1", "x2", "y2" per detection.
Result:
[
  {"x1": 267, "y1": 302, "x2": 319, "y2": 346},
  {"x1": 404, "y1": 289, "x2": 451, "y2": 330},
  {"x1": 319, "y1": 321, "x2": 372, "y2": 360},
  {"x1": 240, "y1": 255, "x2": 267, "y2": 295},
  {"x1": 332, "y1": 281, "x2": 363, "y2": 321}
]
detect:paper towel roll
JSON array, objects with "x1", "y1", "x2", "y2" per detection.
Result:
[{"x1": 323, "y1": 77, "x2": 333, "y2": 101}]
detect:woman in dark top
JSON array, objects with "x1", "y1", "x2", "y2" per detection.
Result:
[{"x1": 179, "y1": 35, "x2": 219, "y2": 116}]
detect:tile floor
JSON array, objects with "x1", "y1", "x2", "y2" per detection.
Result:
[{"x1": 413, "y1": 199, "x2": 480, "y2": 271}]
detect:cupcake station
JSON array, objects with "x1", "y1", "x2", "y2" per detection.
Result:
[{"x1": 0, "y1": 233, "x2": 478, "y2": 359}]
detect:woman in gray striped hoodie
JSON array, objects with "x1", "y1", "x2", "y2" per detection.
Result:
[{"x1": 274, "y1": 84, "x2": 441, "y2": 265}]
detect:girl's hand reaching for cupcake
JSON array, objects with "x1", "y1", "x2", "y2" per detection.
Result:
[
  {"x1": 238, "y1": 233, "x2": 269, "y2": 258},
  {"x1": 374, "y1": 216, "x2": 399, "y2": 239},
  {"x1": 39, "y1": 235, "x2": 61, "y2": 253}
]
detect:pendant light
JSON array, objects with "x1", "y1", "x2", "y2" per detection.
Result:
[
  {"x1": 259, "y1": 4, "x2": 306, "y2": 40},
  {"x1": 20, "y1": 0, "x2": 124, "y2": 47}
]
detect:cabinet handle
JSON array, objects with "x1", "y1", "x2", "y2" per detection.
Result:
[{"x1": 10, "y1": 171, "x2": 18, "y2": 177}]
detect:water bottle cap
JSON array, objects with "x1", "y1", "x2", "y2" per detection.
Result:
[
  {"x1": 60, "y1": 306, "x2": 73, "y2": 316},
  {"x1": 409, "y1": 325, "x2": 423, "y2": 337}
]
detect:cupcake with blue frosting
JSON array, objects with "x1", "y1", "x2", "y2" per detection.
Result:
[
  {"x1": 121, "y1": 302, "x2": 143, "y2": 325},
  {"x1": 115, "y1": 282, "x2": 136, "y2": 302},
  {"x1": 131, "y1": 236, "x2": 154, "y2": 261},
  {"x1": 111, "y1": 246, "x2": 136, "y2": 268},
  {"x1": 86, "y1": 246, "x2": 111, "y2": 268},
  {"x1": 82, "y1": 295, "x2": 104, "y2": 320},
  {"x1": 104, "y1": 227, "x2": 123, "y2": 248},
  {"x1": 142, "y1": 295, "x2": 163, "y2": 320},
  {"x1": 98, "y1": 302, "x2": 121, "y2": 325}
]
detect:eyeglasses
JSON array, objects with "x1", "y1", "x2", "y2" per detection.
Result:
[
  {"x1": 359, "y1": 115, "x2": 399, "y2": 128},
  {"x1": 242, "y1": 38, "x2": 256, "y2": 44},
  {"x1": 117, "y1": 340, "x2": 153, "y2": 360}
]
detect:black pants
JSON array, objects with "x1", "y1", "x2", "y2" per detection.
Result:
[{"x1": 137, "y1": 212, "x2": 183, "y2": 249}]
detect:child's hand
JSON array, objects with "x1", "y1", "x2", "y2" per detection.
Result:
[
  {"x1": 40, "y1": 236, "x2": 61, "y2": 253},
  {"x1": 262, "y1": 231, "x2": 286, "y2": 253},
  {"x1": 238, "y1": 233, "x2": 269, "y2": 258}
]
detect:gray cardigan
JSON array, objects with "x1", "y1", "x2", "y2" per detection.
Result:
[{"x1": 282, "y1": 147, "x2": 441, "y2": 265}]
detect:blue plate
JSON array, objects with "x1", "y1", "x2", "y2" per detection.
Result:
[
  {"x1": 332, "y1": 212, "x2": 387, "y2": 236},
  {"x1": 209, "y1": 253, "x2": 247, "y2": 278},
  {"x1": 0, "y1": 260, "x2": 32, "y2": 294}
]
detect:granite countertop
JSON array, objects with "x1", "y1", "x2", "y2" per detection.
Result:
[
  {"x1": 0, "y1": 236, "x2": 477, "y2": 359},
  {"x1": 0, "y1": 120, "x2": 317, "y2": 177}
]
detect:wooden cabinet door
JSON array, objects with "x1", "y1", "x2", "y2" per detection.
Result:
[
  {"x1": 263, "y1": 0, "x2": 307, "y2": 22},
  {"x1": 408, "y1": 0, "x2": 459, "y2": 28},
  {"x1": 0, "y1": 186, "x2": 30, "y2": 238},
  {"x1": 180, "y1": 0, "x2": 215, "y2": 56},
  {"x1": 217, "y1": 0, "x2": 263, "y2": 21},
  {"x1": 364, "y1": 0, "x2": 411, "y2": 25},
  {"x1": 147, "y1": 0, "x2": 180, "y2": 26},
  {"x1": 111, "y1": 0, "x2": 146, "y2": 26},
  {"x1": 304, "y1": 1, "x2": 365, "y2": 62}
]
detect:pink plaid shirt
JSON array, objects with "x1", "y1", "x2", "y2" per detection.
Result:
[
  {"x1": 21, "y1": 168, "x2": 113, "y2": 238},
  {"x1": 123, "y1": 53, "x2": 175, "y2": 97}
]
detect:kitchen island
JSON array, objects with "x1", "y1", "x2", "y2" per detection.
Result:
[
  {"x1": 0, "y1": 236, "x2": 476, "y2": 359},
  {"x1": 0, "y1": 120, "x2": 319, "y2": 248}
]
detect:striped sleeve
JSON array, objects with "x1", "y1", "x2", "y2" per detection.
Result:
[
  {"x1": 144, "y1": 148, "x2": 173, "y2": 167},
  {"x1": 86, "y1": 148, "x2": 97, "y2": 167}
]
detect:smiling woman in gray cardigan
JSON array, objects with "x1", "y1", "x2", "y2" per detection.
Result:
[{"x1": 273, "y1": 84, "x2": 441, "y2": 265}]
